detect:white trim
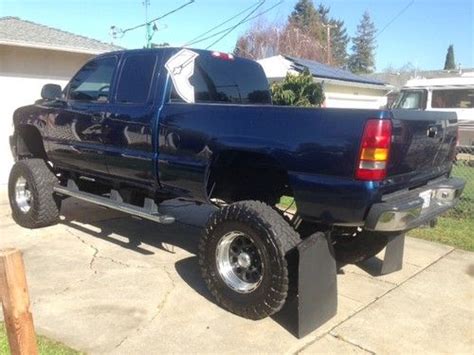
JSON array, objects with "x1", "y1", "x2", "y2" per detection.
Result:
[{"x1": 0, "y1": 39, "x2": 116, "y2": 55}]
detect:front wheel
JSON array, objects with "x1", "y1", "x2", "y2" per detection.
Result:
[
  {"x1": 199, "y1": 200, "x2": 300, "y2": 320},
  {"x1": 8, "y1": 159, "x2": 61, "y2": 228}
]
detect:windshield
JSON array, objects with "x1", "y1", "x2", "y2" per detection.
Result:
[
  {"x1": 393, "y1": 90, "x2": 426, "y2": 109},
  {"x1": 432, "y1": 88, "x2": 474, "y2": 109}
]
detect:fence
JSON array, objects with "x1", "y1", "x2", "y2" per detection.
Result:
[{"x1": 451, "y1": 146, "x2": 474, "y2": 219}]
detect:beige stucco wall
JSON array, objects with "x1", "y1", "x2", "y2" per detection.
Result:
[{"x1": 0, "y1": 45, "x2": 94, "y2": 184}]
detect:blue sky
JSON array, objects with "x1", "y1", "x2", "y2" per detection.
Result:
[{"x1": 1, "y1": 0, "x2": 473, "y2": 71}]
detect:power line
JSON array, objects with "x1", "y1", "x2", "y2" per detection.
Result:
[
  {"x1": 205, "y1": 1, "x2": 266, "y2": 49},
  {"x1": 184, "y1": 1, "x2": 283, "y2": 48},
  {"x1": 184, "y1": 1, "x2": 265, "y2": 46},
  {"x1": 376, "y1": 0, "x2": 414, "y2": 38},
  {"x1": 122, "y1": 0, "x2": 195, "y2": 34}
]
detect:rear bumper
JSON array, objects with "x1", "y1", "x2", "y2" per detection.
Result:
[{"x1": 365, "y1": 177, "x2": 465, "y2": 232}]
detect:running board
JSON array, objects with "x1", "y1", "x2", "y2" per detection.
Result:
[{"x1": 54, "y1": 180, "x2": 175, "y2": 224}]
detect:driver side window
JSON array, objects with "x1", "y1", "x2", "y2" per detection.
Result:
[{"x1": 67, "y1": 56, "x2": 117, "y2": 102}]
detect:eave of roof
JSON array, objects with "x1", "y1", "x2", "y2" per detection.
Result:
[
  {"x1": 0, "y1": 16, "x2": 122, "y2": 55},
  {"x1": 0, "y1": 40, "x2": 109, "y2": 55}
]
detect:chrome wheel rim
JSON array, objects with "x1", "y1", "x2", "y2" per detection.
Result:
[
  {"x1": 15, "y1": 176, "x2": 32, "y2": 213},
  {"x1": 216, "y1": 231, "x2": 264, "y2": 293}
]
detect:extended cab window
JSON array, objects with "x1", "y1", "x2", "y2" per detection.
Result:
[
  {"x1": 393, "y1": 90, "x2": 426, "y2": 110},
  {"x1": 68, "y1": 56, "x2": 116, "y2": 102},
  {"x1": 116, "y1": 54, "x2": 156, "y2": 104},
  {"x1": 432, "y1": 89, "x2": 474, "y2": 108},
  {"x1": 170, "y1": 53, "x2": 271, "y2": 105}
]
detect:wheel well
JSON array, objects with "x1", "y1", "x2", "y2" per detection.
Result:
[
  {"x1": 14, "y1": 125, "x2": 48, "y2": 160},
  {"x1": 207, "y1": 151, "x2": 292, "y2": 205}
]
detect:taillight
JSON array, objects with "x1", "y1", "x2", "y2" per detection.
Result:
[{"x1": 355, "y1": 119, "x2": 392, "y2": 181}]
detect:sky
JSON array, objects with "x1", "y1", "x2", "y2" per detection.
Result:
[{"x1": 1, "y1": 0, "x2": 473, "y2": 71}]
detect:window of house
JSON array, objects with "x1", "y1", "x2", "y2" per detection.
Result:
[{"x1": 68, "y1": 56, "x2": 117, "y2": 102}]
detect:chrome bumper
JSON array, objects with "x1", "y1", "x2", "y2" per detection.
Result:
[{"x1": 365, "y1": 177, "x2": 466, "y2": 232}]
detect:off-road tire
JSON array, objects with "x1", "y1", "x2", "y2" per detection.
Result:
[
  {"x1": 9, "y1": 159, "x2": 60, "y2": 228},
  {"x1": 199, "y1": 200, "x2": 301, "y2": 320},
  {"x1": 334, "y1": 231, "x2": 389, "y2": 265}
]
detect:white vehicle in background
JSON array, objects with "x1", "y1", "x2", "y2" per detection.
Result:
[{"x1": 392, "y1": 75, "x2": 474, "y2": 150}]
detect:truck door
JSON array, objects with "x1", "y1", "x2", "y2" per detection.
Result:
[
  {"x1": 102, "y1": 52, "x2": 160, "y2": 185},
  {"x1": 46, "y1": 55, "x2": 118, "y2": 175}
]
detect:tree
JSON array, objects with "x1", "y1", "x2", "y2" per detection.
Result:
[
  {"x1": 444, "y1": 44, "x2": 456, "y2": 70},
  {"x1": 271, "y1": 68, "x2": 325, "y2": 107},
  {"x1": 348, "y1": 11, "x2": 377, "y2": 74},
  {"x1": 288, "y1": 0, "x2": 323, "y2": 41},
  {"x1": 234, "y1": 20, "x2": 324, "y2": 61},
  {"x1": 317, "y1": 4, "x2": 349, "y2": 67}
]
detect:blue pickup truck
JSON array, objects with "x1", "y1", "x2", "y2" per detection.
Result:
[{"x1": 9, "y1": 48, "x2": 465, "y2": 320}]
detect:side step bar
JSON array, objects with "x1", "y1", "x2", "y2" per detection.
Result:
[{"x1": 54, "y1": 180, "x2": 175, "y2": 224}]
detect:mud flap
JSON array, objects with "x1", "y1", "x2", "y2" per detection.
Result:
[
  {"x1": 380, "y1": 233, "x2": 405, "y2": 275},
  {"x1": 275, "y1": 232, "x2": 338, "y2": 338}
]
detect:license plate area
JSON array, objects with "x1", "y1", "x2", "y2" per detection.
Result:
[{"x1": 419, "y1": 189, "x2": 432, "y2": 209}]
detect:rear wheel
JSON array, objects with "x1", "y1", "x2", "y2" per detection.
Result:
[
  {"x1": 8, "y1": 159, "x2": 60, "y2": 228},
  {"x1": 199, "y1": 200, "x2": 300, "y2": 320}
]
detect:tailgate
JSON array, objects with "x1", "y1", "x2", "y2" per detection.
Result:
[{"x1": 387, "y1": 109, "x2": 457, "y2": 183}]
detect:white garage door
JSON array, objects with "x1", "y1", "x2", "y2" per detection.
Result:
[{"x1": 325, "y1": 93, "x2": 387, "y2": 109}]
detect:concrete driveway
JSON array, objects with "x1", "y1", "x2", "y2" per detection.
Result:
[{"x1": 0, "y1": 191, "x2": 473, "y2": 354}]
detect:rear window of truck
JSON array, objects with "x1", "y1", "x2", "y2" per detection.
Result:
[{"x1": 169, "y1": 52, "x2": 272, "y2": 105}]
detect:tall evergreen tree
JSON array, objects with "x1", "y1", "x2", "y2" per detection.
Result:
[
  {"x1": 317, "y1": 4, "x2": 349, "y2": 67},
  {"x1": 288, "y1": 0, "x2": 323, "y2": 42},
  {"x1": 444, "y1": 44, "x2": 456, "y2": 70},
  {"x1": 348, "y1": 11, "x2": 377, "y2": 74}
]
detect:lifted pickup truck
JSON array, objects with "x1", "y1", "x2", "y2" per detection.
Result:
[{"x1": 9, "y1": 48, "x2": 465, "y2": 321}]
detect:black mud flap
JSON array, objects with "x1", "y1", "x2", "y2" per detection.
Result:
[
  {"x1": 380, "y1": 233, "x2": 405, "y2": 275},
  {"x1": 274, "y1": 232, "x2": 338, "y2": 338}
]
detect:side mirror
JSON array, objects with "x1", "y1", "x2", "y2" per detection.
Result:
[{"x1": 41, "y1": 84, "x2": 62, "y2": 100}]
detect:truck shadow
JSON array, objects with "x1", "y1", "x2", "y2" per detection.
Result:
[
  {"x1": 59, "y1": 198, "x2": 216, "y2": 301},
  {"x1": 57, "y1": 198, "x2": 390, "y2": 337}
]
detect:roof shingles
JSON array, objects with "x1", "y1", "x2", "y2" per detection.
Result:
[
  {"x1": 0, "y1": 16, "x2": 122, "y2": 54},
  {"x1": 284, "y1": 55, "x2": 386, "y2": 86}
]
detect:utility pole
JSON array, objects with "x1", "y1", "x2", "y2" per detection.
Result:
[
  {"x1": 322, "y1": 23, "x2": 337, "y2": 65},
  {"x1": 144, "y1": 0, "x2": 152, "y2": 48}
]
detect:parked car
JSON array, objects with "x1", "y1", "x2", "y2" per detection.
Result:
[
  {"x1": 393, "y1": 75, "x2": 474, "y2": 150},
  {"x1": 8, "y1": 48, "x2": 465, "y2": 320}
]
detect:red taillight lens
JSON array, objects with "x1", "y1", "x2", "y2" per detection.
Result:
[{"x1": 355, "y1": 119, "x2": 392, "y2": 181}]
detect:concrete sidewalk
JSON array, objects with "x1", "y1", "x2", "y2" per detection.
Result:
[{"x1": 0, "y1": 194, "x2": 473, "y2": 354}]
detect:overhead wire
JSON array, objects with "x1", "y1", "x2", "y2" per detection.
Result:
[
  {"x1": 183, "y1": 0, "x2": 265, "y2": 46},
  {"x1": 121, "y1": 0, "x2": 195, "y2": 34},
  {"x1": 205, "y1": 0, "x2": 266, "y2": 49},
  {"x1": 184, "y1": 1, "x2": 283, "y2": 48},
  {"x1": 376, "y1": 0, "x2": 415, "y2": 38}
]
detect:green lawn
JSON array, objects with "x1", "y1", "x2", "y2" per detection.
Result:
[
  {"x1": 408, "y1": 215, "x2": 474, "y2": 251},
  {"x1": 0, "y1": 323, "x2": 80, "y2": 355}
]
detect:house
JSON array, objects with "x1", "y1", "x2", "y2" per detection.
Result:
[
  {"x1": 0, "y1": 17, "x2": 122, "y2": 184},
  {"x1": 257, "y1": 55, "x2": 393, "y2": 109}
]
